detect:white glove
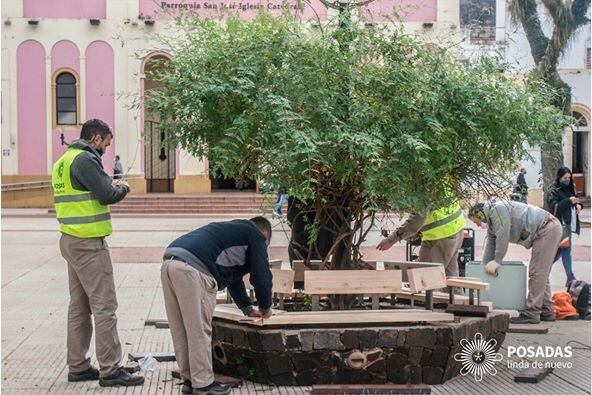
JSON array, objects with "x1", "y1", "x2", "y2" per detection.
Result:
[{"x1": 485, "y1": 260, "x2": 500, "y2": 277}]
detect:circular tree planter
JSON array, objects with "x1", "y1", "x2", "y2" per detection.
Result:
[{"x1": 212, "y1": 311, "x2": 509, "y2": 385}]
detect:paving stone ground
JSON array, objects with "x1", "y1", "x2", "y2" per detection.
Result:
[{"x1": 1, "y1": 212, "x2": 590, "y2": 394}]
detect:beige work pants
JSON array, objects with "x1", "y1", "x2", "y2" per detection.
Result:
[
  {"x1": 60, "y1": 233, "x2": 121, "y2": 377},
  {"x1": 418, "y1": 229, "x2": 464, "y2": 277},
  {"x1": 161, "y1": 259, "x2": 218, "y2": 388},
  {"x1": 525, "y1": 219, "x2": 562, "y2": 319}
]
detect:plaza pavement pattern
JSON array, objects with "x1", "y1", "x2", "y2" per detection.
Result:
[{"x1": 1, "y1": 212, "x2": 590, "y2": 394}]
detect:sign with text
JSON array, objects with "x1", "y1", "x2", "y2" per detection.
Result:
[
  {"x1": 140, "y1": 0, "x2": 328, "y2": 20},
  {"x1": 140, "y1": 0, "x2": 437, "y2": 22}
]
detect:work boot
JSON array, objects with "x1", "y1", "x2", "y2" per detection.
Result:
[
  {"x1": 510, "y1": 313, "x2": 540, "y2": 324},
  {"x1": 67, "y1": 366, "x2": 99, "y2": 382},
  {"x1": 541, "y1": 313, "x2": 556, "y2": 322},
  {"x1": 99, "y1": 367, "x2": 145, "y2": 387},
  {"x1": 182, "y1": 380, "x2": 193, "y2": 394},
  {"x1": 193, "y1": 381, "x2": 231, "y2": 395}
]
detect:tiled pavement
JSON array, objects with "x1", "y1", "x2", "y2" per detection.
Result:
[{"x1": 1, "y1": 213, "x2": 590, "y2": 394}]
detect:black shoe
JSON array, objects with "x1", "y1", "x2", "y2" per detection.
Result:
[
  {"x1": 193, "y1": 381, "x2": 231, "y2": 395},
  {"x1": 68, "y1": 366, "x2": 100, "y2": 382},
  {"x1": 99, "y1": 367, "x2": 145, "y2": 387},
  {"x1": 541, "y1": 313, "x2": 556, "y2": 322},
  {"x1": 182, "y1": 380, "x2": 193, "y2": 394},
  {"x1": 510, "y1": 313, "x2": 540, "y2": 324}
]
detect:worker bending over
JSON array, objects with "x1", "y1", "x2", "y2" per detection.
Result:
[
  {"x1": 162, "y1": 217, "x2": 273, "y2": 395},
  {"x1": 469, "y1": 201, "x2": 562, "y2": 324}
]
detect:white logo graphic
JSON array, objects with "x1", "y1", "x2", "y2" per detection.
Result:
[{"x1": 454, "y1": 332, "x2": 503, "y2": 381}]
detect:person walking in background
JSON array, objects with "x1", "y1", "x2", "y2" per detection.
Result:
[
  {"x1": 547, "y1": 166, "x2": 583, "y2": 286},
  {"x1": 273, "y1": 186, "x2": 288, "y2": 217},
  {"x1": 515, "y1": 167, "x2": 528, "y2": 203},
  {"x1": 113, "y1": 155, "x2": 123, "y2": 180},
  {"x1": 52, "y1": 119, "x2": 144, "y2": 386}
]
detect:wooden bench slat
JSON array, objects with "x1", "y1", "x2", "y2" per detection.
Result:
[
  {"x1": 407, "y1": 266, "x2": 447, "y2": 293},
  {"x1": 446, "y1": 278, "x2": 490, "y2": 291},
  {"x1": 304, "y1": 270, "x2": 402, "y2": 295}
]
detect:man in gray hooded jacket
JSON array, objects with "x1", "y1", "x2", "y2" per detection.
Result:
[{"x1": 469, "y1": 201, "x2": 562, "y2": 324}]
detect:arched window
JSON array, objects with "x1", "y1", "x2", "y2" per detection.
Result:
[
  {"x1": 54, "y1": 71, "x2": 78, "y2": 126},
  {"x1": 573, "y1": 111, "x2": 589, "y2": 129}
]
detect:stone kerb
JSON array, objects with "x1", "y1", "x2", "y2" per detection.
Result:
[{"x1": 211, "y1": 312, "x2": 509, "y2": 385}]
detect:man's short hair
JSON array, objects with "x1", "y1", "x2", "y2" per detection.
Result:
[
  {"x1": 80, "y1": 119, "x2": 112, "y2": 141},
  {"x1": 250, "y1": 216, "x2": 272, "y2": 241},
  {"x1": 115, "y1": 155, "x2": 120, "y2": 160},
  {"x1": 468, "y1": 203, "x2": 485, "y2": 219}
]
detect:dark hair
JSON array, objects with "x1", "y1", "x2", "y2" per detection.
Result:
[
  {"x1": 80, "y1": 119, "x2": 112, "y2": 141},
  {"x1": 115, "y1": 155, "x2": 120, "y2": 160},
  {"x1": 468, "y1": 203, "x2": 485, "y2": 219},
  {"x1": 250, "y1": 216, "x2": 272, "y2": 241},
  {"x1": 555, "y1": 166, "x2": 573, "y2": 182}
]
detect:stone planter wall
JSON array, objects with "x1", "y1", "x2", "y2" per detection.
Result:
[{"x1": 212, "y1": 311, "x2": 509, "y2": 386}]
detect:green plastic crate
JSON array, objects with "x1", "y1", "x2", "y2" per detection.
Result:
[{"x1": 465, "y1": 261, "x2": 527, "y2": 310}]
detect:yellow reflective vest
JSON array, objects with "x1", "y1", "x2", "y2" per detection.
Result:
[
  {"x1": 52, "y1": 148, "x2": 112, "y2": 238},
  {"x1": 420, "y1": 201, "x2": 466, "y2": 241}
]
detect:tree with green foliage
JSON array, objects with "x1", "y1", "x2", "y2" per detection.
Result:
[
  {"x1": 144, "y1": 13, "x2": 566, "y2": 308},
  {"x1": 508, "y1": 0, "x2": 590, "y2": 201}
]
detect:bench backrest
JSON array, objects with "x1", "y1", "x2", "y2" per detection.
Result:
[
  {"x1": 383, "y1": 261, "x2": 443, "y2": 282},
  {"x1": 292, "y1": 260, "x2": 322, "y2": 282},
  {"x1": 407, "y1": 266, "x2": 447, "y2": 293},
  {"x1": 304, "y1": 270, "x2": 402, "y2": 295},
  {"x1": 244, "y1": 268, "x2": 295, "y2": 294}
]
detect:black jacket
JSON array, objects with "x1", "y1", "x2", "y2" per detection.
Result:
[
  {"x1": 547, "y1": 181, "x2": 581, "y2": 235},
  {"x1": 165, "y1": 220, "x2": 273, "y2": 313}
]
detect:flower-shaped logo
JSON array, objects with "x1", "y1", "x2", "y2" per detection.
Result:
[{"x1": 454, "y1": 332, "x2": 503, "y2": 381}]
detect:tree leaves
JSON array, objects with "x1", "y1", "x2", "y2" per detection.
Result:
[{"x1": 144, "y1": 12, "x2": 566, "y2": 213}]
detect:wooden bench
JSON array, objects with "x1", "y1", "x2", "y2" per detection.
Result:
[
  {"x1": 292, "y1": 260, "x2": 322, "y2": 288},
  {"x1": 383, "y1": 261, "x2": 443, "y2": 281},
  {"x1": 244, "y1": 269, "x2": 296, "y2": 309},
  {"x1": 304, "y1": 270, "x2": 402, "y2": 310},
  {"x1": 446, "y1": 278, "x2": 490, "y2": 305},
  {"x1": 406, "y1": 266, "x2": 447, "y2": 310}
]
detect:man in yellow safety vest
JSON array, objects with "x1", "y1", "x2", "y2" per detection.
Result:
[
  {"x1": 377, "y1": 200, "x2": 466, "y2": 277},
  {"x1": 52, "y1": 119, "x2": 144, "y2": 387}
]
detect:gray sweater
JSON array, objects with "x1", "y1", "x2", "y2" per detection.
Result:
[
  {"x1": 68, "y1": 139, "x2": 128, "y2": 205},
  {"x1": 482, "y1": 201, "x2": 551, "y2": 264}
]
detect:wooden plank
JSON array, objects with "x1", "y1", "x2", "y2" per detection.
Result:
[
  {"x1": 243, "y1": 310, "x2": 454, "y2": 326},
  {"x1": 304, "y1": 270, "x2": 402, "y2": 295},
  {"x1": 269, "y1": 259, "x2": 282, "y2": 269},
  {"x1": 514, "y1": 367, "x2": 553, "y2": 383},
  {"x1": 507, "y1": 326, "x2": 549, "y2": 334},
  {"x1": 448, "y1": 276, "x2": 483, "y2": 282},
  {"x1": 311, "y1": 384, "x2": 431, "y2": 394},
  {"x1": 245, "y1": 269, "x2": 296, "y2": 294},
  {"x1": 407, "y1": 266, "x2": 447, "y2": 293},
  {"x1": 446, "y1": 304, "x2": 489, "y2": 317},
  {"x1": 270, "y1": 268, "x2": 295, "y2": 294},
  {"x1": 293, "y1": 260, "x2": 322, "y2": 283},
  {"x1": 213, "y1": 304, "x2": 286, "y2": 323},
  {"x1": 383, "y1": 261, "x2": 442, "y2": 282},
  {"x1": 172, "y1": 370, "x2": 243, "y2": 387},
  {"x1": 128, "y1": 352, "x2": 176, "y2": 362},
  {"x1": 446, "y1": 278, "x2": 490, "y2": 291}
]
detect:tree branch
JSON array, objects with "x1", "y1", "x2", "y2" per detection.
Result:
[{"x1": 509, "y1": 0, "x2": 550, "y2": 64}]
